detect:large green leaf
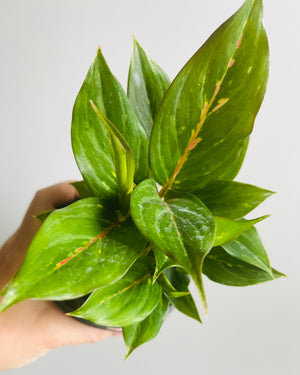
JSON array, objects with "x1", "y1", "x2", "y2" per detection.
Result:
[
  {"x1": 127, "y1": 38, "x2": 170, "y2": 137},
  {"x1": 163, "y1": 268, "x2": 201, "y2": 322},
  {"x1": 90, "y1": 101, "x2": 135, "y2": 215},
  {"x1": 150, "y1": 0, "x2": 269, "y2": 195},
  {"x1": 213, "y1": 215, "x2": 268, "y2": 247},
  {"x1": 222, "y1": 226, "x2": 272, "y2": 275},
  {"x1": 71, "y1": 47, "x2": 149, "y2": 199},
  {"x1": 203, "y1": 247, "x2": 284, "y2": 286},
  {"x1": 195, "y1": 180, "x2": 274, "y2": 219},
  {"x1": 123, "y1": 295, "x2": 169, "y2": 358},
  {"x1": 130, "y1": 179, "x2": 216, "y2": 311},
  {"x1": 69, "y1": 257, "x2": 161, "y2": 327},
  {"x1": 218, "y1": 137, "x2": 249, "y2": 180},
  {"x1": 0, "y1": 198, "x2": 146, "y2": 312}
]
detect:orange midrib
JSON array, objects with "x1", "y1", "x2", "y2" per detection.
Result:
[
  {"x1": 55, "y1": 221, "x2": 119, "y2": 270},
  {"x1": 159, "y1": 29, "x2": 246, "y2": 198}
]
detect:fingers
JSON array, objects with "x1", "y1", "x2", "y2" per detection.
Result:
[
  {"x1": 17, "y1": 181, "x2": 79, "y2": 246},
  {"x1": 31, "y1": 180, "x2": 80, "y2": 213},
  {"x1": 40, "y1": 302, "x2": 116, "y2": 349}
]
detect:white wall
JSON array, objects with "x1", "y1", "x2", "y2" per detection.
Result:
[{"x1": 0, "y1": 0, "x2": 299, "y2": 374}]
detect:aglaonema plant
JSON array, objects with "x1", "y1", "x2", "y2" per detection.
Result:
[{"x1": 0, "y1": 0, "x2": 285, "y2": 358}]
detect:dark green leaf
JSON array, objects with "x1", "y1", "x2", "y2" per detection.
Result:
[
  {"x1": 130, "y1": 179, "x2": 216, "y2": 312},
  {"x1": 69, "y1": 257, "x2": 161, "y2": 327},
  {"x1": 150, "y1": 0, "x2": 269, "y2": 194},
  {"x1": 222, "y1": 226, "x2": 272, "y2": 275},
  {"x1": 123, "y1": 295, "x2": 169, "y2": 358},
  {"x1": 214, "y1": 215, "x2": 268, "y2": 247},
  {"x1": 203, "y1": 247, "x2": 284, "y2": 286},
  {"x1": 71, "y1": 181, "x2": 94, "y2": 198},
  {"x1": 163, "y1": 268, "x2": 201, "y2": 322},
  {"x1": 71, "y1": 47, "x2": 149, "y2": 199},
  {"x1": 90, "y1": 101, "x2": 135, "y2": 215},
  {"x1": 0, "y1": 198, "x2": 146, "y2": 312},
  {"x1": 164, "y1": 267, "x2": 190, "y2": 289},
  {"x1": 194, "y1": 180, "x2": 274, "y2": 219},
  {"x1": 218, "y1": 137, "x2": 249, "y2": 180},
  {"x1": 127, "y1": 38, "x2": 170, "y2": 137},
  {"x1": 34, "y1": 209, "x2": 55, "y2": 223},
  {"x1": 157, "y1": 273, "x2": 190, "y2": 298}
]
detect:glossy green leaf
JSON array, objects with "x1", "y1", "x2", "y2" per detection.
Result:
[
  {"x1": 0, "y1": 198, "x2": 146, "y2": 312},
  {"x1": 127, "y1": 38, "x2": 170, "y2": 137},
  {"x1": 71, "y1": 181, "x2": 94, "y2": 198},
  {"x1": 150, "y1": 0, "x2": 269, "y2": 194},
  {"x1": 203, "y1": 247, "x2": 284, "y2": 286},
  {"x1": 123, "y1": 295, "x2": 169, "y2": 358},
  {"x1": 90, "y1": 101, "x2": 135, "y2": 215},
  {"x1": 163, "y1": 268, "x2": 201, "y2": 322},
  {"x1": 35, "y1": 209, "x2": 55, "y2": 223},
  {"x1": 130, "y1": 179, "x2": 216, "y2": 311},
  {"x1": 71, "y1": 47, "x2": 149, "y2": 199},
  {"x1": 218, "y1": 137, "x2": 249, "y2": 180},
  {"x1": 194, "y1": 180, "x2": 274, "y2": 219},
  {"x1": 69, "y1": 257, "x2": 161, "y2": 327},
  {"x1": 153, "y1": 247, "x2": 178, "y2": 281},
  {"x1": 222, "y1": 226, "x2": 272, "y2": 275},
  {"x1": 214, "y1": 215, "x2": 268, "y2": 247}
]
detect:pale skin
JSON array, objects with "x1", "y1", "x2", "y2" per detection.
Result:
[{"x1": 0, "y1": 181, "x2": 122, "y2": 370}]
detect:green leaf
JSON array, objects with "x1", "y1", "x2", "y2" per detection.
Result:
[
  {"x1": 150, "y1": 0, "x2": 269, "y2": 195},
  {"x1": 163, "y1": 268, "x2": 201, "y2": 322},
  {"x1": 123, "y1": 295, "x2": 169, "y2": 358},
  {"x1": 194, "y1": 180, "x2": 274, "y2": 219},
  {"x1": 203, "y1": 247, "x2": 285, "y2": 286},
  {"x1": 127, "y1": 38, "x2": 170, "y2": 137},
  {"x1": 214, "y1": 215, "x2": 268, "y2": 247},
  {"x1": 157, "y1": 273, "x2": 190, "y2": 298},
  {"x1": 0, "y1": 198, "x2": 146, "y2": 312},
  {"x1": 71, "y1": 47, "x2": 149, "y2": 199},
  {"x1": 71, "y1": 181, "x2": 94, "y2": 198},
  {"x1": 68, "y1": 257, "x2": 161, "y2": 327},
  {"x1": 153, "y1": 247, "x2": 178, "y2": 281},
  {"x1": 218, "y1": 137, "x2": 249, "y2": 180},
  {"x1": 90, "y1": 101, "x2": 135, "y2": 215},
  {"x1": 34, "y1": 209, "x2": 55, "y2": 223},
  {"x1": 130, "y1": 179, "x2": 216, "y2": 312},
  {"x1": 222, "y1": 226, "x2": 272, "y2": 275}
]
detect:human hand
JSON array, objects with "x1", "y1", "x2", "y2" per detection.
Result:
[{"x1": 0, "y1": 181, "x2": 121, "y2": 370}]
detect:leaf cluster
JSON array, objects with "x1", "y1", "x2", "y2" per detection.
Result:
[{"x1": 0, "y1": 0, "x2": 284, "y2": 358}]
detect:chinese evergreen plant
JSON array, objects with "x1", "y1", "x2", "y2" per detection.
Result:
[{"x1": 0, "y1": 0, "x2": 284, "y2": 357}]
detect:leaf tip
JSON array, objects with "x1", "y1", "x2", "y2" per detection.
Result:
[{"x1": 124, "y1": 346, "x2": 133, "y2": 360}]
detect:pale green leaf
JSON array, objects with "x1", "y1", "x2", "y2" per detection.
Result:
[
  {"x1": 130, "y1": 179, "x2": 216, "y2": 312},
  {"x1": 69, "y1": 257, "x2": 161, "y2": 327},
  {"x1": 128, "y1": 38, "x2": 170, "y2": 137},
  {"x1": 150, "y1": 0, "x2": 269, "y2": 194},
  {"x1": 0, "y1": 198, "x2": 146, "y2": 312}
]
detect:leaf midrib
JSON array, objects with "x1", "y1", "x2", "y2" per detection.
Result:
[{"x1": 159, "y1": 15, "x2": 251, "y2": 197}]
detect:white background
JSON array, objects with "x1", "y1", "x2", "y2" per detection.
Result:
[{"x1": 0, "y1": 0, "x2": 299, "y2": 374}]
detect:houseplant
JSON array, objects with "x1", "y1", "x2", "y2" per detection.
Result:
[{"x1": 0, "y1": 0, "x2": 284, "y2": 358}]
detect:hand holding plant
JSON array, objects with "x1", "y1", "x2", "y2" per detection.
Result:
[{"x1": 0, "y1": 0, "x2": 284, "y2": 358}]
